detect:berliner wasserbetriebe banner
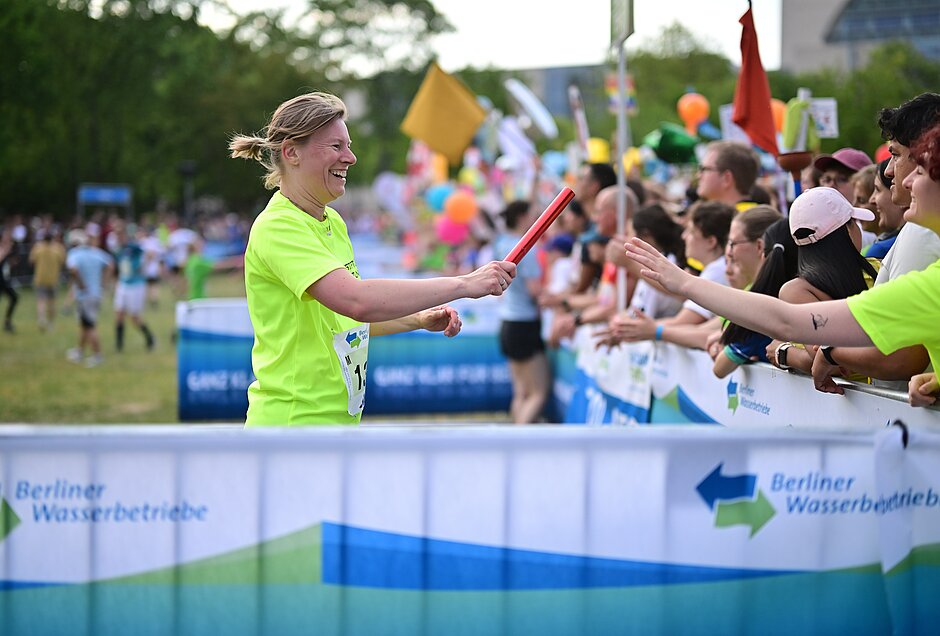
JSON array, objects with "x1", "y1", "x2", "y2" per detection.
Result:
[{"x1": 0, "y1": 426, "x2": 937, "y2": 635}]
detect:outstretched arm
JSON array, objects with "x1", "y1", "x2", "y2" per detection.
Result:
[
  {"x1": 309, "y1": 260, "x2": 515, "y2": 324},
  {"x1": 624, "y1": 238, "x2": 873, "y2": 348}
]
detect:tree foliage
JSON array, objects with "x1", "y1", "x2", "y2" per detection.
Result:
[
  {"x1": 3, "y1": 4, "x2": 939, "y2": 219},
  {"x1": 1, "y1": 0, "x2": 452, "y2": 217}
]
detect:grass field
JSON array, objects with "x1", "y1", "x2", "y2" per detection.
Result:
[
  {"x1": 0, "y1": 271, "x2": 512, "y2": 425},
  {"x1": 0, "y1": 271, "x2": 247, "y2": 424}
]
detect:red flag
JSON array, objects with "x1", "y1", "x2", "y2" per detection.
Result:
[{"x1": 732, "y1": 7, "x2": 778, "y2": 156}]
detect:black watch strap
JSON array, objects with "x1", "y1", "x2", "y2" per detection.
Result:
[
  {"x1": 776, "y1": 343, "x2": 791, "y2": 369},
  {"x1": 821, "y1": 346, "x2": 838, "y2": 366}
]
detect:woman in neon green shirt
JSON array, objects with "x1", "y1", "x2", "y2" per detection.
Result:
[
  {"x1": 623, "y1": 121, "x2": 940, "y2": 408},
  {"x1": 230, "y1": 92, "x2": 516, "y2": 425}
]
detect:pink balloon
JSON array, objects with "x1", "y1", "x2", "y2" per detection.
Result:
[{"x1": 435, "y1": 216, "x2": 470, "y2": 246}]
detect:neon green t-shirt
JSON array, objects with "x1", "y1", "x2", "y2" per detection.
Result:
[
  {"x1": 184, "y1": 254, "x2": 214, "y2": 300},
  {"x1": 847, "y1": 258, "x2": 940, "y2": 372},
  {"x1": 244, "y1": 192, "x2": 368, "y2": 426}
]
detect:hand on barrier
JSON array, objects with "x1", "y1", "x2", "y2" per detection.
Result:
[
  {"x1": 909, "y1": 372, "x2": 939, "y2": 407},
  {"x1": 705, "y1": 330, "x2": 723, "y2": 360},
  {"x1": 811, "y1": 346, "x2": 846, "y2": 395}
]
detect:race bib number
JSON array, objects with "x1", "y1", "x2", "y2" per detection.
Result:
[{"x1": 332, "y1": 325, "x2": 370, "y2": 416}]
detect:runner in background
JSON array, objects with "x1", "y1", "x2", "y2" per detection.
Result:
[{"x1": 112, "y1": 220, "x2": 155, "y2": 352}]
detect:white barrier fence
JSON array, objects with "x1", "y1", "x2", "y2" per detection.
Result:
[
  {"x1": 0, "y1": 425, "x2": 938, "y2": 635},
  {"x1": 557, "y1": 327, "x2": 940, "y2": 429}
]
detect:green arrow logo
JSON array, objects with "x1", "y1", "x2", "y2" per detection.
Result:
[
  {"x1": 715, "y1": 489, "x2": 775, "y2": 537},
  {"x1": 0, "y1": 497, "x2": 21, "y2": 541}
]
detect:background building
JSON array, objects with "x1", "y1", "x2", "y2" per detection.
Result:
[{"x1": 782, "y1": 0, "x2": 940, "y2": 73}]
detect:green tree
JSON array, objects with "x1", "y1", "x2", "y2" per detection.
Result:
[{"x1": 625, "y1": 23, "x2": 736, "y2": 146}]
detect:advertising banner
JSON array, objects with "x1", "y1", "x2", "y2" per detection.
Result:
[
  {"x1": 1, "y1": 426, "x2": 937, "y2": 635},
  {"x1": 564, "y1": 329, "x2": 652, "y2": 424},
  {"x1": 176, "y1": 297, "x2": 511, "y2": 420},
  {"x1": 176, "y1": 299, "x2": 255, "y2": 421},
  {"x1": 553, "y1": 330, "x2": 940, "y2": 430}
]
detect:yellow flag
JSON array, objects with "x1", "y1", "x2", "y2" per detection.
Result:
[{"x1": 401, "y1": 63, "x2": 486, "y2": 166}]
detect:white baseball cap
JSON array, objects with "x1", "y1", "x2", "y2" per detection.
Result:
[{"x1": 788, "y1": 187, "x2": 875, "y2": 246}]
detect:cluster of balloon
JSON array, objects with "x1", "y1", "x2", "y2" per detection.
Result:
[
  {"x1": 458, "y1": 166, "x2": 486, "y2": 194},
  {"x1": 435, "y1": 215, "x2": 470, "y2": 246},
  {"x1": 677, "y1": 93, "x2": 710, "y2": 135},
  {"x1": 424, "y1": 183, "x2": 454, "y2": 213},
  {"x1": 424, "y1": 183, "x2": 479, "y2": 246}
]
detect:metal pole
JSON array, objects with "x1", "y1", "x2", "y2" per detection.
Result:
[{"x1": 615, "y1": 42, "x2": 633, "y2": 312}]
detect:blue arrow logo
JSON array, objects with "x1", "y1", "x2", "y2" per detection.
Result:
[
  {"x1": 696, "y1": 462, "x2": 756, "y2": 510},
  {"x1": 345, "y1": 331, "x2": 361, "y2": 348}
]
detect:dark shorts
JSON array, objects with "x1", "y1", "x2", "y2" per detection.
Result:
[{"x1": 499, "y1": 320, "x2": 544, "y2": 362}]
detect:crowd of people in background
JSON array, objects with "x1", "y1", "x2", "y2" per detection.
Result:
[
  {"x1": 0, "y1": 210, "x2": 248, "y2": 367},
  {"x1": 445, "y1": 92, "x2": 940, "y2": 422},
  {"x1": 4, "y1": 91, "x2": 939, "y2": 422}
]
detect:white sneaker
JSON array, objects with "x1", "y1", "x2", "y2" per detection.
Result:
[
  {"x1": 66, "y1": 348, "x2": 82, "y2": 363},
  {"x1": 84, "y1": 354, "x2": 103, "y2": 368}
]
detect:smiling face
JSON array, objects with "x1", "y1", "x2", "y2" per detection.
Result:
[
  {"x1": 902, "y1": 163, "x2": 940, "y2": 235},
  {"x1": 885, "y1": 139, "x2": 914, "y2": 208},
  {"x1": 284, "y1": 117, "x2": 356, "y2": 212},
  {"x1": 869, "y1": 176, "x2": 906, "y2": 232}
]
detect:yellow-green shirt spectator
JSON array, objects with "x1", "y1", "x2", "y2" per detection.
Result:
[{"x1": 847, "y1": 260, "x2": 940, "y2": 372}]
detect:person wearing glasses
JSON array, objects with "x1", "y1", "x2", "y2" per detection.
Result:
[
  {"x1": 813, "y1": 148, "x2": 873, "y2": 205},
  {"x1": 696, "y1": 141, "x2": 762, "y2": 212}
]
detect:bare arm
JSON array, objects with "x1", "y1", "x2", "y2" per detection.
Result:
[
  {"x1": 308, "y1": 260, "x2": 515, "y2": 324},
  {"x1": 372, "y1": 305, "x2": 462, "y2": 338},
  {"x1": 822, "y1": 345, "x2": 929, "y2": 381},
  {"x1": 660, "y1": 319, "x2": 720, "y2": 350},
  {"x1": 625, "y1": 238, "x2": 874, "y2": 348},
  {"x1": 712, "y1": 350, "x2": 740, "y2": 379}
]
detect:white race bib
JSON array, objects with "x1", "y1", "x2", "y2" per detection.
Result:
[{"x1": 332, "y1": 325, "x2": 370, "y2": 416}]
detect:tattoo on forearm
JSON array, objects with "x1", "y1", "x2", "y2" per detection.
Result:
[{"x1": 811, "y1": 313, "x2": 828, "y2": 330}]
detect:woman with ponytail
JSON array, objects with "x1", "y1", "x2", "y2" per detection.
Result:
[{"x1": 232, "y1": 92, "x2": 516, "y2": 425}]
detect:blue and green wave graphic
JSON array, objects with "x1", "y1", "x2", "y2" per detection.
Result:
[{"x1": 3, "y1": 522, "x2": 938, "y2": 634}]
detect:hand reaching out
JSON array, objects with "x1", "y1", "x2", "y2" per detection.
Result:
[
  {"x1": 461, "y1": 260, "x2": 516, "y2": 299},
  {"x1": 418, "y1": 305, "x2": 462, "y2": 337},
  {"x1": 624, "y1": 237, "x2": 692, "y2": 295}
]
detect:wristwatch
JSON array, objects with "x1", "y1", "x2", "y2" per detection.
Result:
[
  {"x1": 775, "y1": 342, "x2": 793, "y2": 370},
  {"x1": 821, "y1": 345, "x2": 838, "y2": 366}
]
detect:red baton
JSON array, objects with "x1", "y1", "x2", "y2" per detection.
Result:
[{"x1": 504, "y1": 187, "x2": 576, "y2": 265}]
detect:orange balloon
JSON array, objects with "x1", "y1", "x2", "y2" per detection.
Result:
[
  {"x1": 443, "y1": 191, "x2": 478, "y2": 224},
  {"x1": 770, "y1": 98, "x2": 786, "y2": 133},
  {"x1": 677, "y1": 93, "x2": 710, "y2": 135}
]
